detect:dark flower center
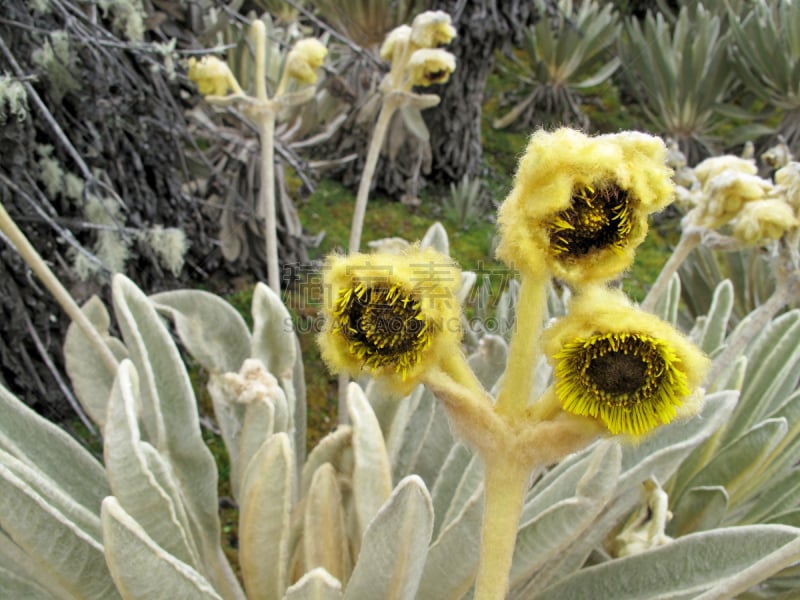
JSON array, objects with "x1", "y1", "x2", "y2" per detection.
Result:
[
  {"x1": 549, "y1": 184, "x2": 633, "y2": 259},
  {"x1": 335, "y1": 283, "x2": 429, "y2": 373}
]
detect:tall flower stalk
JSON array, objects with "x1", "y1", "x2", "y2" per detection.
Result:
[
  {"x1": 348, "y1": 11, "x2": 457, "y2": 254},
  {"x1": 188, "y1": 21, "x2": 327, "y2": 293},
  {"x1": 319, "y1": 128, "x2": 712, "y2": 599}
]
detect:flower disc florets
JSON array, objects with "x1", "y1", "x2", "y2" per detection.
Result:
[
  {"x1": 542, "y1": 287, "x2": 709, "y2": 437},
  {"x1": 318, "y1": 247, "x2": 462, "y2": 394},
  {"x1": 496, "y1": 128, "x2": 675, "y2": 286}
]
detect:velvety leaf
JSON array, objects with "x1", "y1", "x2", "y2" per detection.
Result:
[
  {"x1": 150, "y1": 289, "x2": 251, "y2": 373},
  {"x1": 239, "y1": 433, "x2": 294, "y2": 600},
  {"x1": 301, "y1": 426, "x2": 353, "y2": 499},
  {"x1": 417, "y1": 489, "x2": 482, "y2": 600},
  {"x1": 347, "y1": 383, "x2": 392, "y2": 538},
  {"x1": 63, "y1": 295, "x2": 128, "y2": 428},
  {"x1": 104, "y1": 360, "x2": 201, "y2": 568},
  {"x1": 669, "y1": 486, "x2": 729, "y2": 536},
  {"x1": 101, "y1": 497, "x2": 221, "y2": 600},
  {"x1": 0, "y1": 383, "x2": 108, "y2": 515},
  {"x1": 535, "y1": 525, "x2": 800, "y2": 600},
  {"x1": 0, "y1": 466, "x2": 120, "y2": 599},
  {"x1": 303, "y1": 463, "x2": 351, "y2": 582},
  {"x1": 343, "y1": 476, "x2": 433, "y2": 600},
  {"x1": 251, "y1": 282, "x2": 296, "y2": 381},
  {"x1": 420, "y1": 222, "x2": 449, "y2": 256}
]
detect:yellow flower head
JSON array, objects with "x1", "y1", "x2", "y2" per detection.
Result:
[
  {"x1": 406, "y1": 49, "x2": 456, "y2": 86},
  {"x1": 693, "y1": 155, "x2": 758, "y2": 188},
  {"x1": 496, "y1": 128, "x2": 675, "y2": 285},
  {"x1": 285, "y1": 38, "x2": 328, "y2": 84},
  {"x1": 380, "y1": 25, "x2": 412, "y2": 63},
  {"x1": 732, "y1": 198, "x2": 799, "y2": 245},
  {"x1": 542, "y1": 287, "x2": 709, "y2": 437},
  {"x1": 187, "y1": 56, "x2": 238, "y2": 96},
  {"x1": 410, "y1": 10, "x2": 457, "y2": 49},
  {"x1": 692, "y1": 171, "x2": 773, "y2": 229},
  {"x1": 318, "y1": 247, "x2": 462, "y2": 394}
]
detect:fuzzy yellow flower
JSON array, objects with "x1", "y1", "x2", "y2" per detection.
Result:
[
  {"x1": 693, "y1": 155, "x2": 757, "y2": 188},
  {"x1": 695, "y1": 171, "x2": 773, "y2": 229},
  {"x1": 496, "y1": 128, "x2": 675, "y2": 285},
  {"x1": 410, "y1": 10, "x2": 457, "y2": 49},
  {"x1": 732, "y1": 198, "x2": 799, "y2": 245},
  {"x1": 318, "y1": 247, "x2": 462, "y2": 394},
  {"x1": 406, "y1": 49, "x2": 456, "y2": 86},
  {"x1": 542, "y1": 286, "x2": 709, "y2": 437},
  {"x1": 380, "y1": 25, "x2": 412, "y2": 63},
  {"x1": 285, "y1": 38, "x2": 328, "y2": 84},
  {"x1": 187, "y1": 56, "x2": 239, "y2": 96}
]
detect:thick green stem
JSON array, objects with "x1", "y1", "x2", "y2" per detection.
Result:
[
  {"x1": 473, "y1": 456, "x2": 530, "y2": 600},
  {"x1": 0, "y1": 202, "x2": 118, "y2": 375},
  {"x1": 641, "y1": 228, "x2": 701, "y2": 313},
  {"x1": 494, "y1": 272, "x2": 549, "y2": 417},
  {"x1": 348, "y1": 96, "x2": 401, "y2": 254}
]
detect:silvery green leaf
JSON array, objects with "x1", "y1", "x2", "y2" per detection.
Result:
[
  {"x1": 724, "y1": 310, "x2": 800, "y2": 444},
  {"x1": 534, "y1": 525, "x2": 800, "y2": 600},
  {"x1": 431, "y1": 443, "x2": 473, "y2": 539},
  {"x1": 150, "y1": 289, "x2": 251, "y2": 373},
  {"x1": 766, "y1": 509, "x2": 800, "y2": 528},
  {"x1": 0, "y1": 530, "x2": 65, "y2": 598},
  {"x1": 283, "y1": 568, "x2": 342, "y2": 600},
  {"x1": 467, "y1": 335, "x2": 509, "y2": 391},
  {"x1": 385, "y1": 387, "x2": 420, "y2": 463},
  {"x1": 101, "y1": 497, "x2": 221, "y2": 600},
  {"x1": 669, "y1": 486, "x2": 729, "y2": 536},
  {"x1": 251, "y1": 282, "x2": 296, "y2": 381},
  {"x1": 0, "y1": 449, "x2": 101, "y2": 544},
  {"x1": 458, "y1": 271, "x2": 477, "y2": 305},
  {"x1": 739, "y1": 469, "x2": 800, "y2": 525},
  {"x1": 207, "y1": 373, "x2": 247, "y2": 494},
  {"x1": 420, "y1": 222, "x2": 449, "y2": 256},
  {"x1": 652, "y1": 272, "x2": 680, "y2": 324},
  {"x1": 300, "y1": 426, "x2": 353, "y2": 498},
  {"x1": 238, "y1": 397, "x2": 276, "y2": 493},
  {"x1": 303, "y1": 463, "x2": 351, "y2": 582},
  {"x1": 619, "y1": 390, "x2": 738, "y2": 489},
  {"x1": 677, "y1": 418, "x2": 787, "y2": 504},
  {"x1": 0, "y1": 563, "x2": 57, "y2": 600},
  {"x1": 417, "y1": 489, "x2": 483, "y2": 600},
  {"x1": 698, "y1": 279, "x2": 734, "y2": 354},
  {"x1": 239, "y1": 433, "x2": 294, "y2": 600},
  {"x1": 400, "y1": 104, "x2": 430, "y2": 142},
  {"x1": 391, "y1": 387, "x2": 436, "y2": 483},
  {"x1": 343, "y1": 476, "x2": 433, "y2": 600},
  {"x1": 412, "y1": 395, "x2": 457, "y2": 490},
  {"x1": 251, "y1": 282, "x2": 302, "y2": 459},
  {"x1": 0, "y1": 383, "x2": 108, "y2": 515},
  {"x1": 0, "y1": 466, "x2": 120, "y2": 599},
  {"x1": 347, "y1": 383, "x2": 392, "y2": 538},
  {"x1": 511, "y1": 443, "x2": 621, "y2": 587},
  {"x1": 111, "y1": 275, "x2": 238, "y2": 597},
  {"x1": 364, "y1": 379, "x2": 407, "y2": 437},
  {"x1": 104, "y1": 360, "x2": 200, "y2": 568},
  {"x1": 440, "y1": 453, "x2": 484, "y2": 535},
  {"x1": 63, "y1": 295, "x2": 128, "y2": 428}
]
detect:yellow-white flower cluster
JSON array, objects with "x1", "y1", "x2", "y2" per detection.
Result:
[
  {"x1": 381, "y1": 10, "x2": 457, "y2": 91},
  {"x1": 679, "y1": 151, "x2": 800, "y2": 247}
]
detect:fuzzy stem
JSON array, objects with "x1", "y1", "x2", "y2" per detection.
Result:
[
  {"x1": 257, "y1": 109, "x2": 280, "y2": 293},
  {"x1": 252, "y1": 20, "x2": 269, "y2": 103},
  {"x1": 641, "y1": 228, "x2": 701, "y2": 313},
  {"x1": 348, "y1": 95, "x2": 401, "y2": 254},
  {"x1": 494, "y1": 272, "x2": 549, "y2": 417},
  {"x1": 473, "y1": 455, "x2": 530, "y2": 600},
  {"x1": 0, "y1": 201, "x2": 118, "y2": 375}
]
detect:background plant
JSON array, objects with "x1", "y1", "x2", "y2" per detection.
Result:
[
  {"x1": 618, "y1": 4, "x2": 737, "y2": 163},
  {"x1": 492, "y1": 0, "x2": 621, "y2": 130}
]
